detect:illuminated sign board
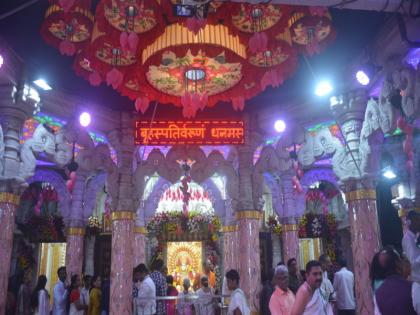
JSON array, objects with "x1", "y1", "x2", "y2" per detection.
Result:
[{"x1": 135, "y1": 120, "x2": 244, "y2": 145}]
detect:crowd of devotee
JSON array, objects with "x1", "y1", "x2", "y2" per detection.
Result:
[{"x1": 5, "y1": 210, "x2": 419, "y2": 315}]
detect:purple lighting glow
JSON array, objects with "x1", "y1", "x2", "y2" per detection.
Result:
[
  {"x1": 0, "y1": 55, "x2": 3, "y2": 69},
  {"x1": 274, "y1": 119, "x2": 286, "y2": 133},
  {"x1": 79, "y1": 112, "x2": 91, "y2": 127}
]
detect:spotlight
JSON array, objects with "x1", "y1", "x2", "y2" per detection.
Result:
[
  {"x1": 79, "y1": 112, "x2": 91, "y2": 127},
  {"x1": 382, "y1": 168, "x2": 397, "y2": 179},
  {"x1": 274, "y1": 119, "x2": 286, "y2": 133},
  {"x1": 315, "y1": 81, "x2": 333, "y2": 96},
  {"x1": 0, "y1": 55, "x2": 3, "y2": 69},
  {"x1": 356, "y1": 70, "x2": 370, "y2": 86},
  {"x1": 33, "y1": 79, "x2": 52, "y2": 91}
]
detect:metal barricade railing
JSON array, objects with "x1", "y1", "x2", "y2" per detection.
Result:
[{"x1": 133, "y1": 294, "x2": 230, "y2": 315}]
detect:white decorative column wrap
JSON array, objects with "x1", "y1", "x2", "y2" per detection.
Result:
[
  {"x1": 279, "y1": 170, "x2": 301, "y2": 267},
  {"x1": 108, "y1": 113, "x2": 135, "y2": 315},
  {"x1": 222, "y1": 225, "x2": 239, "y2": 272},
  {"x1": 133, "y1": 226, "x2": 147, "y2": 267},
  {"x1": 237, "y1": 211, "x2": 261, "y2": 315},
  {"x1": 65, "y1": 173, "x2": 87, "y2": 278}
]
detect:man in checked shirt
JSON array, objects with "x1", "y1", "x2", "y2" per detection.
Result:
[{"x1": 149, "y1": 259, "x2": 167, "y2": 315}]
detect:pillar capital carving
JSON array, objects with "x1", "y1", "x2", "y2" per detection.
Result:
[{"x1": 331, "y1": 89, "x2": 368, "y2": 124}]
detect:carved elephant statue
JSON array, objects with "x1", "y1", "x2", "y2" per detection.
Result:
[{"x1": 19, "y1": 124, "x2": 72, "y2": 180}]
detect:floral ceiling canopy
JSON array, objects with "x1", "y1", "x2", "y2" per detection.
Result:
[{"x1": 41, "y1": 0, "x2": 335, "y2": 117}]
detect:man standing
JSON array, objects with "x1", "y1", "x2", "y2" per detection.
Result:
[
  {"x1": 269, "y1": 265, "x2": 295, "y2": 315},
  {"x1": 291, "y1": 260, "x2": 332, "y2": 315},
  {"x1": 133, "y1": 264, "x2": 156, "y2": 315},
  {"x1": 80, "y1": 275, "x2": 91, "y2": 314},
  {"x1": 52, "y1": 266, "x2": 68, "y2": 315},
  {"x1": 319, "y1": 254, "x2": 335, "y2": 313},
  {"x1": 149, "y1": 259, "x2": 167, "y2": 315},
  {"x1": 195, "y1": 276, "x2": 215, "y2": 315},
  {"x1": 333, "y1": 258, "x2": 356, "y2": 315},
  {"x1": 402, "y1": 210, "x2": 420, "y2": 313},
  {"x1": 287, "y1": 258, "x2": 302, "y2": 294}
]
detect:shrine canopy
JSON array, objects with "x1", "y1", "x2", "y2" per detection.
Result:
[
  {"x1": 156, "y1": 181, "x2": 214, "y2": 215},
  {"x1": 40, "y1": 0, "x2": 335, "y2": 117}
]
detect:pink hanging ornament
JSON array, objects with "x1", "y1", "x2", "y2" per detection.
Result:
[
  {"x1": 59, "y1": 40, "x2": 76, "y2": 56},
  {"x1": 135, "y1": 97, "x2": 150, "y2": 114},
  {"x1": 59, "y1": 0, "x2": 75, "y2": 13},
  {"x1": 232, "y1": 97, "x2": 245, "y2": 111},
  {"x1": 397, "y1": 117, "x2": 407, "y2": 130},
  {"x1": 88, "y1": 71, "x2": 101, "y2": 86},
  {"x1": 248, "y1": 32, "x2": 268, "y2": 53},
  {"x1": 106, "y1": 68, "x2": 123, "y2": 89},
  {"x1": 128, "y1": 32, "x2": 139, "y2": 53},
  {"x1": 191, "y1": 93, "x2": 201, "y2": 111},
  {"x1": 120, "y1": 32, "x2": 129, "y2": 52},
  {"x1": 407, "y1": 151, "x2": 414, "y2": 161},
  {"x1": 199, "y1": 92, "x2": 208, "y2": 110},
  {"x1": 181, "y1": 91, "x2": 192, "y2": 107},
  {"x1": 404, "y1": 124, "x2": 413, "y2": 135},
  {"x1": 186, "y1": 18, "x2": 207, "y2": 34},
  {"x1": 66, "y1": 180, "x2": 73, "y2": 192},
  {"x1": 309, "y1": 7, "x2": 328, "y2": 16},
  {"x1": 70, "y1": 171, "x2": 77, "y2": 180},
  {"x1": 297, "y1": 168, "x2": 304, "y2": 178},
  {"x1": 403, "y1": 138, "x2": 412, "y2": 153},
  {"x1": 406, "y1": 160, "x2": 414, "y2": 171}
]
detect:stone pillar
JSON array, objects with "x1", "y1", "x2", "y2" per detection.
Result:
[
  {"x1": 108, "y1": 114, "x2": 135, "y2": 315},
  {"x1": 222, "y1": 225, "x2": 239, "y2": 272},
  {"x1": 65, "y1": 227, "x2": 85, "y2": 278},
  {"x1": 0, "y1": 192, "x2": 20, "y2": 314},
  {"x1": 282, "y1": 223, "x2": 300, "y2": 266},
  {"x1": 331, "y1": 91, "x2": 383, "y2": 315},
  {"x1": 343, "y1": 183, "x2": 380, "y2": 315},
  {"x1": 133, "y1": 226, "x2": 147, "y2": 267},
  {"x1": 237, "y1": 211, "x2": 262, "y2": 315},
  {"x1": 0, "y1": 85, "x2": 35, "y2": 314}
]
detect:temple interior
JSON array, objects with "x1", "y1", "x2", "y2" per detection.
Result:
[{"x1": 0, "y1": 1, "x2": 420, "y2": 315}]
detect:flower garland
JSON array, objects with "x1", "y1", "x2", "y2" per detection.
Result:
[
  {"x1": 299, "y1": 213, "x2": 338, "y2": 260},
  {"x1": 147, "y1": 211, "x2": 221, "y2": 237},
  {"x1": 17, "y1": 182, "x2": 65, "y2": 242}
]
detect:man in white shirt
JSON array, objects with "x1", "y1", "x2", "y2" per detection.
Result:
[
  {"x1": 52, "y1": 266, "x2": 68, "y2": 315},
  {"x1": 333, "y1": 258, "x2": 356, "y2": 315},
  {"x1": 225, "y1": 269, "x2": 250, "y2": 315},
  {"x1": 133, "y1": 264, "x2": 156, "y2": 315},
  {"x1": 402, "y1": 210, "x2": 420, "y2": 314},
  {"x1": 80, "y1": 275, "x2": 91, "y2": 314},
  {"x1": 319, "y1": 254, "x2": 336, "y2": 302},
  {"x1": 195, "y1": 276, "x2": 215, "y2": 315}
]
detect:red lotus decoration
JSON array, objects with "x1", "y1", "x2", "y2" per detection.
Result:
[{"x1": 41, "y1": 1, "x2": 335, "y2": 117}]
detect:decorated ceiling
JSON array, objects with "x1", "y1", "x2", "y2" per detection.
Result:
[{"x1": 41, "y1": 0, "x2": 335, "y2": 117}]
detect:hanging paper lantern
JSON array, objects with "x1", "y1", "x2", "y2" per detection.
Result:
[
  {"x1": 41, "y1": 0, "x2": 94, "y2": 56},
  {"x1": 288, "y1": 6, "x2": 335, "y2": 56}
]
